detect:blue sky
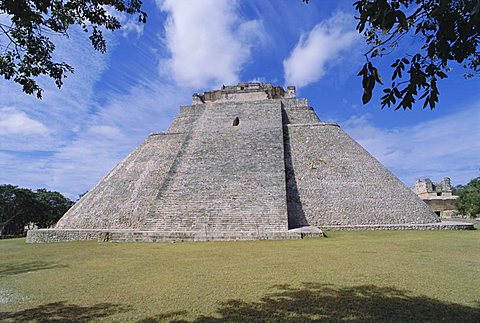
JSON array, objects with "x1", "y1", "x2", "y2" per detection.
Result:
[{"x1": 0, "y1": 0, "x2": 479, "y2": 199}]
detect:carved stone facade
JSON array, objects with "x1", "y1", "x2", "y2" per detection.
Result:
[
  {"x1": 192, "y1": 83, "x2": 295, "y2": 105},
  {"x1": 27, "y1": 83, "x2": 472, "y2": 243},
  {"x1": 412, "y1": 178, "x2": 459, "y2": 218}
]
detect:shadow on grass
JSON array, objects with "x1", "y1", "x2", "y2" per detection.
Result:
[
  {"x1": 144, "y1": 283, "x2": 480, "y2": 322},
  {"x1": 0, "y1": 261, "x2": 67, "y2": 277},
  {"x1": 0, "y1": 301, "x2": 132, "y2": 322},
  {"x1": 138, "y1": 311, "x2": 188, "y2": 323}
]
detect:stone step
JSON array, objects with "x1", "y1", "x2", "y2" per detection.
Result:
[{"x1": 109, "y1": 230, "x2": 302, "y2": 243}]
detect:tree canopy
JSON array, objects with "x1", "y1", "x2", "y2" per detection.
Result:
[
  {"x1": 0, "y1": 184, "x2": 74, "y2": 236},
  {"x1": 0, "y1": 0, "x2": 145, "y2": 98},
  {"x1": 354, "y1": 0, "x2": 479, "y2": 110},
  {"x1": 453, "y1": 177, "x2": 480, "y2": 218}
]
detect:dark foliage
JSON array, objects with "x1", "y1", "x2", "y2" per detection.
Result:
[
  {"x1": 0, "y1": 185, "x2": 38, "y2": 236},
  {"x1": 454, "y1": 177, "x2": 480, "y2": 218},
  {"x1": 0, "y1": 184, "x2": 74, "y2": 236},
  {"x1": 354, "y1": 0, "x2": 480, "y2": 110},
  {"x1": 0, "y1": 0, "x2": 146, "y2": 98}
]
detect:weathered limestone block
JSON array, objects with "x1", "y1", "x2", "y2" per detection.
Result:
[
  {"x1": 141, "y1": 100, "x2": 288, "y2": 233},
  {"x1": 55, "y1": 133, "x2": 188, "y2": 230},
  {"x1": 284, "y1": 123, "x2": 439, "y2": 226}
]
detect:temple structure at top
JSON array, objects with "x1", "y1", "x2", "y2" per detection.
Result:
[{"x1": 192, "y1": 82, "x2": 297, "y2": 104}]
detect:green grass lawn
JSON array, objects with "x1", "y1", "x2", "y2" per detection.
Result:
[{"x1": 1, "y1": 229, "x2": 479, "y2": 322}]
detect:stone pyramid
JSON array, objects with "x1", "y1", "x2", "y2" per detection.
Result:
[{"x1": 29, "y1": 83, "x2": 467, "y2": 243}]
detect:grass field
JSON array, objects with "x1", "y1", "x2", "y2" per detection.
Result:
[{"x1": 1, "y1": 229, "x2": 479, "y2": 322}]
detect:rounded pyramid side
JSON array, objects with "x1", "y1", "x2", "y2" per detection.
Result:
[
  {"x1": 285, "y1": 123, "x2": 439, "y2": 227},
  {"x1": 55, "y1": 133, "x2": 186, "y2": 229}
]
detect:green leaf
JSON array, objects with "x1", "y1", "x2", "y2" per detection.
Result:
[
  {"x1": 396, "y1": 10, "x2": 409, "y2": 30},
  {"x1": 437, "y1": 71, "x2": 448, "y2": 79},
  {"x1": 382, "y1": 10, "x2": 396, "y2": 34},
  {"x1": 357, "y1": 64, "x2": 367, "y2": 76},
  {"x1": 393, "y1": 87, "x2": 402, "y2": 98},
  {"x1": 362, "y1": 90, "x2": 372, "y2": 104},
  {"x1": 372, "y1": 67, "x2": 383, "y2": 84},
  {"x1": 423, "y1": 96, "x2": 430, "y2": 109},
  {"x1": 366, "y1": 75, "x2": 375, "y2": 92},
  {"x1": 419, "y1": 90, "x2": 429, "y2": 100}
]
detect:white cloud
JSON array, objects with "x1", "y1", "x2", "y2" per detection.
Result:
[
  {"x1": 88, "y1": 125, "x2": 123, "y2": 138},
  {"x1": 0, "y1": 107, "x2": 54, "y2": 151},
  {"x1": 0, "y1": 11, "x2": 192, "y2": 198},
  {"x1": 0, "y1": 107, "x2": 49, "y2": 135},
  {"x1": 0, "y1": 96, "x2": 169, "y2": 198},
  {"x1": 121, "y1": 18, "x2": 145, "y2": 38},
  {"x1": 47, "y1": 125, "x2": 131, "y2": 198},
  {"x1": 31, "y1": 84, "x2": 175, "y2": 198},
  {"x1": 158, "y1": 0, "x2": 265, "y2": 88},
  {"x1": 0, "y1": 151, "x2": 53, "y2": 190},
  {"x1": 283, "y1": 11, "x2": 360, "y2": 88},
  {"x1": 0, "y1": 27, "x2": 111, "y2": 151},
  {"x1": 343, "y1": 105, "x2": 480, "y2": 186},
  {"x1": 0, "y1": 26, "x2": 115, "y2": 195},
  {"x1": 104, "y1": 6, "x2": 144, "y2": 38}
]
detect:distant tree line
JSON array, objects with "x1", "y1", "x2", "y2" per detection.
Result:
[
  {"x1": 0, "y1": 184, "x2": 74, "y2": 237},
  {"x1": 453, "y1": 177, "x2": 480, "y2": 219}
]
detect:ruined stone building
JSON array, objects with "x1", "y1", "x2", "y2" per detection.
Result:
[
  {"x1": 27, "y1": 83, "x2": 472, "y2": 243},
  {"x1": 412, "y1": 178, "x2": 459, "y2": 218}
]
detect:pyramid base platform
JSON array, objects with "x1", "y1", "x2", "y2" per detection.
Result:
[
  {"x1": 26, "y1": 222, "x2": 474, "y2": 243},
  {"x1": 321, "y1": 221, "x2": 475, "y2": 231},
  {"x1": 25, "y1": 228, "x2": 322, "y2": 243}
]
